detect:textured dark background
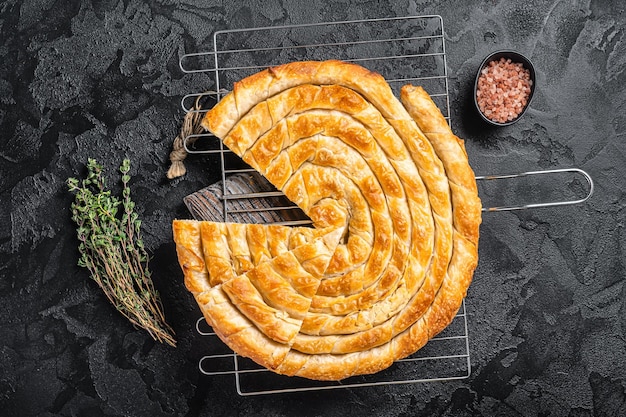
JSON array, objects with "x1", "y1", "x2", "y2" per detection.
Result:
[{"x1": 1, "y1": 0, "x2": 625, "y2": 416}]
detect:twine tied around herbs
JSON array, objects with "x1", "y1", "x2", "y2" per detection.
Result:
[{"x1": 166, "y1": 92, "x2": 219, "y2": 180}]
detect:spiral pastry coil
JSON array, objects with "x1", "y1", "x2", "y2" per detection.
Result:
[{"x1": 173, "y1": 60, "x2": 481, "y2": 381}]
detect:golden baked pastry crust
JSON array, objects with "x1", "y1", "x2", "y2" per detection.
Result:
[
  {"x1": 173, "y1": 60, "x2": 481, "y2": 380},
  {"x1": 174, "y1": 219, "x2": 345, "y2": 369}
]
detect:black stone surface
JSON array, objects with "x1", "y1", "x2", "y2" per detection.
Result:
[{"x1": 1, "y1": 0, "x2": 625, "y2": 416}]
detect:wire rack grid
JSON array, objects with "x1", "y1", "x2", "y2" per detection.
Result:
[{"x1": 178, "y1": 14, "x2": 470, "y2": 396}]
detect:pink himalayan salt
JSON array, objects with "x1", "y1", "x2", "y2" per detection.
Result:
[{"x1": 476, "y1": 57, "x2": 533, "y2": 124}]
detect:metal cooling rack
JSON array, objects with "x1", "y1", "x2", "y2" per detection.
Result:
[
  {"x1": 177, "y1": 15, "x2": 593, "y2": 396},
  {"x1": 194, "y1": 304, "x2": 470, "y2": 396}
]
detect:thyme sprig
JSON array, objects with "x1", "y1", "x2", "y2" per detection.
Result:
[{"x1": 68, "y1": 159, "x2": 176, "y2": 347}]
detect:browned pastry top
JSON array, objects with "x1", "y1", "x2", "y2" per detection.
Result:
[{"x1": 173, "y1": 60, "x2": 481, "y2": 381}]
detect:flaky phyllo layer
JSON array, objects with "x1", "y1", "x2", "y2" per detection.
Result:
[{"x1": 173, "y1": 60, "x2": 481, "y2": 381}]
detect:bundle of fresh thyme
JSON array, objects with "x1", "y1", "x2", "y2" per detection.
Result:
[{"x1": 68, "y1": 158, "x2": 176, "y2": 347}]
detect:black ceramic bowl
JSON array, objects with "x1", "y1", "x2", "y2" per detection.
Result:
[{"x1": 474, "y1": 50, "x2": 536, "y2": 127}]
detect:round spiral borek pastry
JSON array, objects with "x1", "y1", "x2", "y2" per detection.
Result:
[{"x1": 172, "y1": 60, "x2": 481, "y2": 381}]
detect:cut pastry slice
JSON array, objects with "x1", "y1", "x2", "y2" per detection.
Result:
[{"x1": 174, "y1": 219, "x2": 345, "y2": 370}]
